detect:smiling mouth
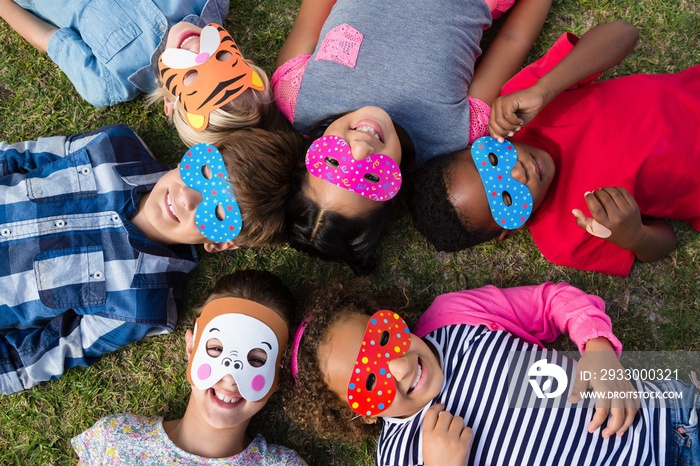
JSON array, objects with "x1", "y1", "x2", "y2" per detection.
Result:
[
  {"x1": 165, "y1": 193, "x2": 179, "y2": 222},
  {"x1": 530, "y1": 152, "x2": 542, "y2": 181},
  {"x1": 212, "y1": 388, "x2": 242, "y2": 404},
  {"x1": 407, "y1": 358, "x2": 423, "y2": 395},
  {"x1": 178, "y1": 32, "x2": 200, "y2": 49}
]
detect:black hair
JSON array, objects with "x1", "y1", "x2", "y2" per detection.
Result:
[
  {"x1": 285, "y1": 112, "x2": 393, "y2": 275},
  {"x1": 409, "y1": 151, "x2": 499, "y2": 252}
]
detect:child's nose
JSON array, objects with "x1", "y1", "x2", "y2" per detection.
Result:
[
  {"x1": 349, "y1": 140, "x2": 375, "y2": 161},
  {"x1": 181, "y1": 186, "x2": 203, "y2": 210},
  {"x1": 510, "y1": 160, "x2": 527, "y2": 184},
  {"x1": 387, "y1": 356, "x2": 411, "y2": 382}
]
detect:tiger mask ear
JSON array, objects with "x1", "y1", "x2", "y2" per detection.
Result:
[{"x1": 158, "y1": 23, "x2": 266, "y2": 132}]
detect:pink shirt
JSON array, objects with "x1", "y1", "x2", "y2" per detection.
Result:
[{"x1": 414, "y1": 282, "x2": 622, "y2": 356}]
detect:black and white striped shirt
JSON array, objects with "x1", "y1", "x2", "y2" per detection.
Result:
[{"x1": 377, "y1": 325, "x2": 667, "y2": 466}]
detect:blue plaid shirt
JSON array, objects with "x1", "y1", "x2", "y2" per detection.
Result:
[{"x1": 0, "y1": 125, "x2": 198, "y2": 394}]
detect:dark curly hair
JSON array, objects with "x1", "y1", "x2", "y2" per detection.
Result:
[
  {"x1": 285, "y1": 113, "x2": 395, "y2": 275},
  {"x1": 408, "y1": 150, "x2": 500, "y2": 252},
  {"x1": 281, "y1": 284, "x2": 384, "y2": 443}
]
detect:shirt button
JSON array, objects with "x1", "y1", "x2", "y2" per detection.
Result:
[
  {"x1": 1, "y1": 228, "x2": 10, "y2": 236},
  {"x1": 80, "y1": 167, "x2": 91, "y2": 175},
  {"x1": 111, "y1": 214, "x2": 120, "y2": 222},
  {"x1": 92, "y1": 271, "x2": 103, "y2": 280},
  {"x1": 489, "y1": 323, "x2": 500, "y2": 331},
  {"x1": 159, "y1": 24, "x2": 167, "y2": 32},
  {"x1": 55, "y1": 220, "x2": 66, "y2": 228}
]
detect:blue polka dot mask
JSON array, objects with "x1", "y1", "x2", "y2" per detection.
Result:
[
  {"x1": 347, "y1": 311, "x2": 412, "y2": 416},
  {"x1": 179, "y1": 143, "x2": 242, "y2": 242},
  {"x1": 471, "y1": 136, "x2": 533, "y2": 229}
]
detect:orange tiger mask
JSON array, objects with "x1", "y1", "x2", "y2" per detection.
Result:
[{"x1": 158, "y1": 24, "x2": 265, "y2": 131}]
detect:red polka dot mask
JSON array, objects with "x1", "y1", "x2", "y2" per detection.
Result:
[
  {"x1": 179, "y1": 143, "x2": 242, "y2": 242},
  {"x1": 187, "y1": 298, "x2": 288, "y2": 401},
  {"x1": 471, "y1": 136, "x2": 533, "y2": 229},
  {"x1": 346, "y1": 311, "x2": 412, "y2": 416}
]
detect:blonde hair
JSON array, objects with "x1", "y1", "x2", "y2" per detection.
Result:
[{"x1": 147, "y1": 64, "x2": 289, "y2": 147}]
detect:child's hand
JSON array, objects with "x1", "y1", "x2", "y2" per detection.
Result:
[
  {"x1": 422, "y1": 403, "x2": 473, "y2": 466},
  {"x1": 489, "y1": 85, "x2": 549, "y2": 142},
  {"x1": 568, "y1": 337, "x2": 640, "y2": 439},
  {"x1": 572, "y1": 187, "x2": 643, "y2": 248}
]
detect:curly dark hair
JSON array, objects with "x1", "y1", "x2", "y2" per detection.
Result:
[
  {"x1": 408, "y1": 151, "x2": 499, "y2": 252},
  {"x1": 285, "y1": 113, "x2": 395, "y2": 275},
  {"x1": 281, "y1": 284, "x2": 384, "y2": 443}
]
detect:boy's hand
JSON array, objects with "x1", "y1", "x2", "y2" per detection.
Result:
[
  {"x1": 569, "y1": 337, "x2": 639, "y2": 438},
  {"x1": 422, "y1": 403, "x2": 473, "y2": 466},
  {"x1": 572, "y1": 187, "x2": 642, "y2": 248},
  {"x1": 489, "y1": 85, "x2": 550, "y2": 142}
]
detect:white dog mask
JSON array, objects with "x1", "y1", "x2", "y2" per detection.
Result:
[{"x1": 187, "y1": 298, "x2": 288, "y2": 401}]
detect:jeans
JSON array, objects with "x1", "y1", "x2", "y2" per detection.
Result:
[{"x1": 654, "y1": 372, "x2": 700, "y2": 466}]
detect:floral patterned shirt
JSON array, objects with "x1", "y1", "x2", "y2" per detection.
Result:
[{"x1": 72, "y1": 413, "x2": 307, "y2": 465}]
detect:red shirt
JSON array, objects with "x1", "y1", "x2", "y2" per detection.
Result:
[{"x1": 503, "y1": 34, "x2": 700, "y2": 276}]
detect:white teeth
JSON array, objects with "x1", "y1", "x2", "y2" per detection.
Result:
[
  {"x1": 166, "y1": 194, "x2": 177, "y2": 219},
  {"x1": 354, "y1": 125, "x2": 381, "y2": 141},
  {"x1": 214, "y1": 390, "x2": 241, "y2": 404},
  {"x1": 180, "y1": 35, "x2": 199, "y2": 49},
  {"x1": 410, "y1": 362, "x2": 422, "y2": 391}
]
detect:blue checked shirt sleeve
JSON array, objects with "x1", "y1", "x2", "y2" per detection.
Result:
[
  {"x1": 0, "y1": 307, "x2": 172, "y2": 395},
  {"x1": 47, "y1": 28, "x2": 138, "y2": 107},
  {"x1": 0, "y1": 136, "x2": 68, "y2": 177}
]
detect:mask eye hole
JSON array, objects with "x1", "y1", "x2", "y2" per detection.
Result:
[
  {"x1": 247, "y1": 348, "x2": 268, "y2": 368},
  {"x1": 201, "y1": 164, "x2": 212, "y2": 179},
  {"x1": 366, "y1": 373, "x2": 377, "y2": 391},
  {"x1": 324, "y1": 157, "x2": 339, "y2": 167},
  {"x1": 184, "y1": 70, "x2": 198, "y2": 86},
  {"x1": 364, "y1": 173, "x2": 380, "y2": 183},
  {"x1": 502, "y1": 191, "x2": 512, "y2": 207},
  {"x1": 215, "y1": 205, "x2": 225, "y2": 221},
  {"x1": 216, "y1": 50, "x2": 232, "y2": 61},
  {"x1": 379, "y1": 330, "x2": 390, "y2": 346},
  {"x1": 488, "y1": 152, "x2": 498, "y2": 166},
  {"x1": 206, "y1": 338, "x2": 223, "y2": 357}
]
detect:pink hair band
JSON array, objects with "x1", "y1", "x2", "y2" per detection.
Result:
[{"x1": 291, "y1": 313, "x2": 315, "y2": 386}]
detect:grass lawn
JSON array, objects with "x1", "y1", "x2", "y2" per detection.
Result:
[{"x1": 0, "y1": 0, "x2": 699, "y2": 464}]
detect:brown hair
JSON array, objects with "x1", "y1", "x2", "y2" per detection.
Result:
[
  {"x1": 219, "y1": 127, "x2": 305, "y2": 247},
  {"x1": 195, "y1": 270, "x2": 295, "y2": 325},
  {"x1": 281, "y1": 283, "x2": 384, "y2": 443}
]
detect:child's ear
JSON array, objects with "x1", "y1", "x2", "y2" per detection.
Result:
[
  {"x1": 185, "y1": 328, "x2": 195, "y2": 359},
  {"x1": 163, "y1": 96, "x2": 174, "y2": 116},
  {"x1": 203, "y1": 241, "x2": 239, "y2": 253}
]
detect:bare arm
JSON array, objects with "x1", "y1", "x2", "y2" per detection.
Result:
[
  {"x1": 0, "y1": 0, "x2": 57, "y2": 52},
  {"x1": 489, "y1": 20, "x2": 639, "y2": 140},
  {"x1": 275, "y1": 0, "x2": 337, "y2": 69},
  {"x1": 572, "y1": 187, "x2": 677, "y2": 263},
  {"x1": 469, "y1": 0, "x2": 552, "y2": 106}
]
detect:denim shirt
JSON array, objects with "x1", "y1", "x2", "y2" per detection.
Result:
[
  {"x1": 15, "y1": 0, "x2": 229, "y2": 107},
  {"x1": 0, "y1": 125, "x2": 198, "y2": 393}
]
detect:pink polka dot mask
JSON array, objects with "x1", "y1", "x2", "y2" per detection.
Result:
[
  {"x1": 347, "y1": 311, "x2": 412, "y2": 416},
  {"x1": 471, "y1": 136, "x2": 533, "y2": 229},
  {"x1": 306, "y1": 135, "x2": 402, "y2": 202},
  {"x1": 187, "y1": 298, "x2": 288, "y2": 402}
]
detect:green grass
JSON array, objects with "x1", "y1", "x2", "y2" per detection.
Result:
[{"x1": 1, "y1": 0, "x2": 699, "y2": 464}]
